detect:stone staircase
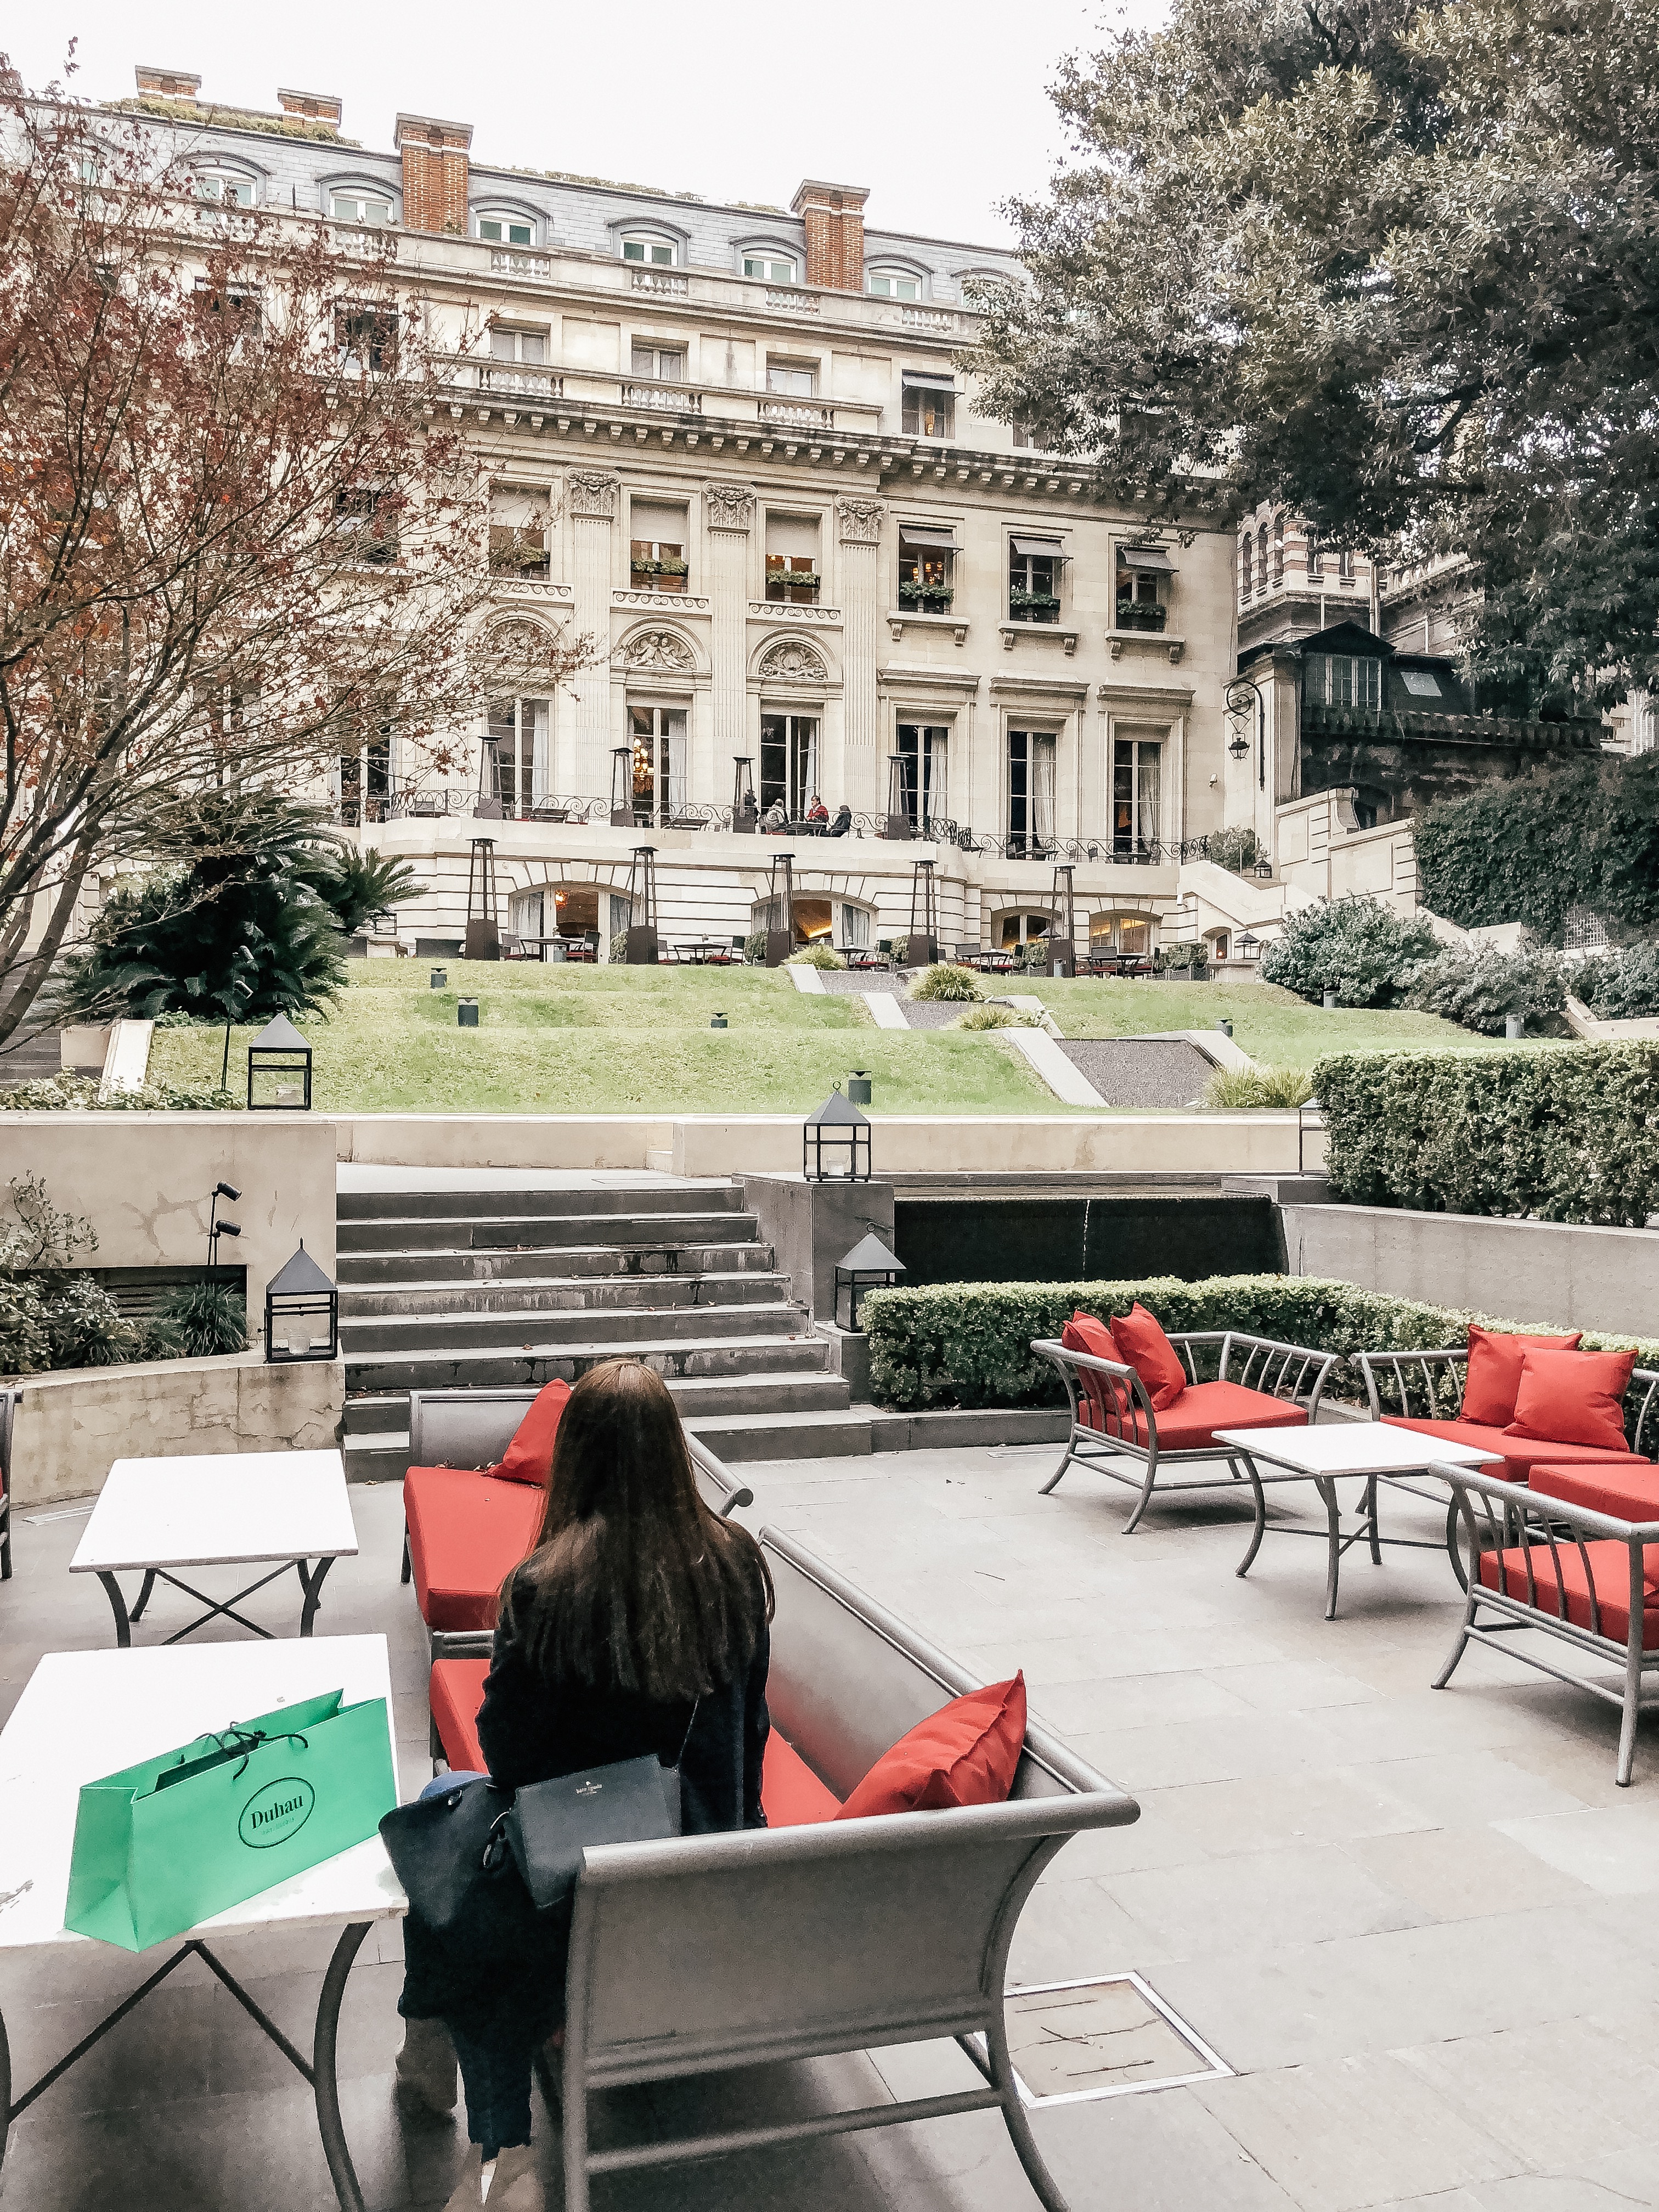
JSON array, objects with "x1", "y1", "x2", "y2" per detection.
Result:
[{"x1": 338, "y1": 1180, "x2": 864, "y2": 1476}]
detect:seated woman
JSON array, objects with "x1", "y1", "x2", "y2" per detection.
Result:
[{"x1": 396, "y1": 1359, "x2": 774, "y2": 2211}]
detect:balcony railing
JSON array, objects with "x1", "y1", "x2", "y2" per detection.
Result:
[
  {"x1": 760, "y1": 398, "x2": 833, "y2": 431},
  {"x1": 766, "y1": 286, "x2": 817, "y2": 312},
  {"x1": 481, "y1": 363, "x2": 561, "y2": 399},
  {"x1": 623, "y1": 381, "x2": 701, "y2": 414},
  {"x1": 631, "y1": 270, "x2": 689, "y2": 298}
]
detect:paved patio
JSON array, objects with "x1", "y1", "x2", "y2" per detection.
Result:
[{"x1": 4, "y1": 1443, "x2": 1659, "y2": 2210}]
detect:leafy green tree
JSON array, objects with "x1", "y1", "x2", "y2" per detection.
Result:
[
  {"x1": 973, "y1": 0, "x2": 1659, "y2": 704},
  {"x1": 303, "y1": 847, "x2": 426, "y2": 938},
  {"x1": 1260, "y1": 896, "x2": 1440, "y2": 1005}
]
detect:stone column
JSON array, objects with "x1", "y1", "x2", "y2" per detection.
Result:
[
  {"x1": 566, "y1": 470, "x2": 619, "y2": 799},
  {"x1": 703, "y1": 482, "x2": 755, "y2": 812},
  {"x1": 836, "y1": 496, "x2": 884, "y2": 814}
]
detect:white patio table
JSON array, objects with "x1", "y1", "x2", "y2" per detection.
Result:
[
  {"x1": 70, "y1": 1448, "x2": 358, "y2": 1646},
  {"x1": 0, "y1": 1634, "x2": 405, "y2": 2210},
  {"x1": 1214, "y1": 1420, "x2": 1502, "y2": 1620}
]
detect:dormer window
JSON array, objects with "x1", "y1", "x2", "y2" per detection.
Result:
[
  {"x1": 1306, "y1": 653, "x2": 1383, "y2": 709},
  {"x1": 868, "y1": 269, "x2": 921, "y2": 300},
  {"x1": 622, "y1": 236, "x2": 675, "y2": 267},
  {"x1": 197, "y1": 170, "x2": 255, "y2": 207},
  {"x1": 478, "y1": 212, "x2": 535, "y2": 248},
  {"x1": 331, "y1": 190, "x2": 392, "y2": 226},
  {"x1": 745, "y1": 253, "x2": 796, "y2": 284}
]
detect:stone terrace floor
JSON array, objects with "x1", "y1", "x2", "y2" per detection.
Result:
[{"x1": 5, "y1": 1443, "x2": 1659, "y2": 2211}]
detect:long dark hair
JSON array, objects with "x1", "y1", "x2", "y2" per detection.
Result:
[{"x1": 499, "y1": 1358, "x2": 774, "y2": 1702}]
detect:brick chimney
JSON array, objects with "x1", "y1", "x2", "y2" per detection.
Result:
[
  {"x1": 791, "y1": 180, "x2": 870, "y2": 293},
  {"x1": 394, "y1": 113, "x2": 473, "y2": 236},
  {"x1": 135, "y1": 65, "x2": 201, "y2": 99},
  {"x1": 278, "y1": 87, "x2": 343, "y2": 130}
]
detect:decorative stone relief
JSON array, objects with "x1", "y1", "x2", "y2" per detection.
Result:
[
  {"x1": 757, "y1": 638, "x2": 827, "y2": 682},
  {"x1": 614, "y1": 628, "x2": 697, "y2": 673},
  {"x1": 566, "y1": 470, "x2": 619, "y2": 520},
  {"x1": 836, "y1": 496, "x2": 885, "y2": 545},
  {"x1": 703, "y1": 482, "x2": 755, "y2": 532},
  {"x1": 483, "y1": 616, "x2": 560, "y2": 661}
]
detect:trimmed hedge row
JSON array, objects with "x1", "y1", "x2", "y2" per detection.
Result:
[
  {"x1": 862, "y1": 1273, "x2": 1659, "y2": 1413},
  {"x1": 1314, "y1": 1044, "x2": 1659, "y2": 1225}
]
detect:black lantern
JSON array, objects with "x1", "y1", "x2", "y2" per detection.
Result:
[
  {"x1": 264, "y1": 1242, "x2": 338, "y2": 1364},
  {"x1": 247, "y1": 1015, "x2": 312, "y2": 1111},
  {"x1": 834, "y1": 1233, "x2": 905, "y2": 1331},
  {"x1": 803, "y1": 1086, "x2": 871, "y2": 1183}
]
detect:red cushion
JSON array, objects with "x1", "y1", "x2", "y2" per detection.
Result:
[
  {"x1": 487, "y1": 1379, "x2": 571, "y2": 1487},
  {"x1": 1110, "y1": 1302, "x2": 1187, "y2": 1412},
  {"x1": 1115, "y1": 1378, "x2": 1308, "y2": 1452},
  {"x1": 1507, "y1": 1348, "x2": 1637, "y2": 1455},
  {"x1": 430, "y1": 1657, "x2": 489, "y2": 1771},
  {"x1": 835, "y1": 1675, "x2": 1026, "y2": 1821},
  {"x1": 1383, "y1": 1416, "x2": 1649, "y2": 1488},
  {"x1": 760, "y1": 1734, "x2": 843, "y2": 1826},
  {"x1": 1462, "y1": 1325, "x2": 1582, "y2": 1427},
  {"x1": 1529, "y1": 1462, "x2": 1659, "y2": 1523},
  {"x1": 1479, "y1": 1539, "x2": 1659, "y2": 1648},
  {"x1": 1061, "y1": 1312, "x2": 1122, "y2": 1432},
  {"x1": 404, "y1": 1466, "x2": 543, "y2": 1632}
]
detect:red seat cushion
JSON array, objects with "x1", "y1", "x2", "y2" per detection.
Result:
[
  {"x1": 1061, "y1": 1312, "x2": 1121, "y2": 1431},
  {"x1": 1121, "y1": 1378, "x2": 1308, "y2": 1452},
  {"x1": 1529, "y1": 1462, "x2": 1659, "y2": 1522},
  {"x1": 1479, "y1": 1539, "x2": 1659, "y2": 1648},
  {"x1": 430, "y1": 1657, "x2": 490, "y2": 1771},
  {"x1": 1463, "y1": 1325, "x2": 1582, "y2": 1426},
  {"x1": 1110, "y1": 1302, "x2": 1187, "y2": 1412},
  {"x1": 1507, "y1": 1348, "x2": 1637, "y2": 1455},
  {"x1": 1382, "y1": 1417, "x2": 1650, "y2": 1489},
  {"x1": 488, "y1": 1378, "x2": 572, "y2": 1486},
  {"x1": 836, "y1": 1675, "x2": 1026, "y2": 1821},
  {"x1": 404, "y1": 1466, "x2": 544, "y2": 1632},
  {"x1": 761, "y1": 1734, "x2": 843, "y2": 1826}
]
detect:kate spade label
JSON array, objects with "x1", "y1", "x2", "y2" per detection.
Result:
[{"x1": 239, "y1": 1776, "x2": 315, "y2": 1849}]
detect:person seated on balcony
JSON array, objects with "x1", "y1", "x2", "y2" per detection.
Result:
[
  {"x1": 806, "y1": 793, "x2": 829, "y2": 832},
  {"x1": 760, "y1": 798, "x2": 788, "y2": 833},
  {"x1": 826, "y1": 801, "x2": 851, "y2": 838},
  {"x1": 395, "y1": 1359, "x2": 774, "y2": 2212}
]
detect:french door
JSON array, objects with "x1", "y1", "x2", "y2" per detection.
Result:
[{"x1": 760, "y1": 714, "x2": 819, "y2": 821}]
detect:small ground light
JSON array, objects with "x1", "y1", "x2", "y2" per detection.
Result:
[
  {"x1": 430, "y1": 968, "x2": 447, "y2": 990},
  {"x1": 710, "y1": 1012, "x2": 727, "y2": 1029},
  {"x1": 1216, "y1": 1020, "x2": 1233, "y2": 1039},
  {"x1": 458, "y1": 998, "x2": 479, "y2": 1028},
  {"x1": 847, "y1": 1070, "x2": 872, "y2": 1105}
]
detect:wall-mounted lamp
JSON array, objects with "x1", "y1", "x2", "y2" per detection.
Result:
[{"x1": 208, "y1": 1181, "x2": 242, "y2": 1267}]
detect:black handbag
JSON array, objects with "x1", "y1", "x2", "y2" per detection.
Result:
[
  {"x1": 379, "y1": 1779, "x2": 538, "y2": 1969},
  {"x1": 503, "y1": 1751, "x2": 679, "y2": 1909}
]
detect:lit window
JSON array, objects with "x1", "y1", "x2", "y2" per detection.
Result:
[
  {"x1": 902, "y1": 376, "x2": 954, "y2": 439},
  {"x1": 1008, "y1": 536, "x2": 1063, "y2": 623},
  {"x1": 332, "y1": 191, "x2": 392, "y2": 225},
  {"x1": 478, "y1": 214, "x2": 535, "y2": 247},
  {"x1": 622, "y1": 236, "x2": 675, "y2": 266},
  {"x1": 746, "y1": 255, "x2": 795, "y2": 284},
  {"x1": 198, "y1": 171, "x2": 254, "y2": 207},
  {"x1": 868, "y1": 269, "x2": 921, "y2": 300}
]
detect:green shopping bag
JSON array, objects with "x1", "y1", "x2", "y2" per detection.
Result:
[{"x1": 65, "y1": 1689, "x2": 396, "y2": 1951}]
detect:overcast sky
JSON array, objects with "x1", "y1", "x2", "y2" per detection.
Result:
[{"x1": 11, "y1": 1, "x2": 1166, "y2": 245}]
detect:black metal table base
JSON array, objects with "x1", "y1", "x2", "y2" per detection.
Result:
[
  {"x1": 0, "y1": 1921, "x2": 372, "y2": 2208},
  {"x1": 1237, "y1": 1472, "x2": 1457, "y2": 1620},
  {"x1": 95, "y1": 1555, "x2": 336, "y2": 1646}
]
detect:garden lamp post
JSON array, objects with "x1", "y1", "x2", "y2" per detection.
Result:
[
  {"x1": 263, "y1": 1242, "x2": 338, "y2": 1364},
  {"x1": 803, "y1": 1086, "x2": 871, "y2": 1183},
  {"x1": 1225, "y1": 674, "x2": 1266, "y2": 789},
  {"x1": 246, "y1": 1016, "x2": 312, "y2": 1111},
  {"x1": 833, "y1": 1233, "x2": 905, "y2": 1331}
]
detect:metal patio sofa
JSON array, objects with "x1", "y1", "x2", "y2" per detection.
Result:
[
  {"x1": 427, "y1": 1523, "x2": 1139, "y2": 2211},
  {"x1": 1032, "y1": 1329, "x2": 1339, "y2": 1531}
]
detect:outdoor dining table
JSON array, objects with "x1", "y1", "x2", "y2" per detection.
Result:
[
  {"x1": 673, "y1": 940, "x2": 738, "y2": 964},
  {"x1": 1215, "y1": 1420, "x2": 1502, "y2": 1620},
  {"x1": 70, "y1": 1449, "x2": 358, "y2": 1646},
  {"x1": 0, "y1": 1633, "x2": 405, "y2": 2211}
]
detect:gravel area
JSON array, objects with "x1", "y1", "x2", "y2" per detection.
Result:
[{"x1": 1057, "y1": 1036, "x2": 1215, "y2": 1107}]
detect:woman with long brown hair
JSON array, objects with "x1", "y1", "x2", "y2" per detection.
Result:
[{"x1": 396, "y1": 1358, "x2": 774, "y2": 2210}]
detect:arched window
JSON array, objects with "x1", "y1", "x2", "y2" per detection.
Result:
[
  {"x1": 331, "y1": 189, "x2": 392, "y2": 225},
  {"x1": 196, "y1": 168, "x2": 255, "y2": 207},
  {"x1": 477, "y1": 210, "x2": 536, "y2": 247},
  {"x1": 744, "y1": 252, "x2": 796, "y2": 284},
  {"x1": 867, "y1": 267, "x2": 921, "y2": 300},
  {"x1": 622, "y1": 234, "x2": 676, "y2": 267}
]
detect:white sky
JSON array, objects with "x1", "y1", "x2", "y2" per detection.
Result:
[{"x1": 10, "y1": 1, "x2": 1167, "y2": 246}]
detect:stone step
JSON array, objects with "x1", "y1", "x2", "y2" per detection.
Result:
[
  {"x1": 336, "y1": 1272, "x2": 792, "y2": 1320},
  {"x1": 337, "y1": 1210, "x2": 759, "y2": 1255},
  {"x1": 336, "y1": 1242, "x2": 776, "y2": 1288},
  {"x1": 681, "y1": 1408, "x2": 876, "y2": 1463},
  {"x1": 336, "y1": 1183, "x2": 743, "y2": 1224},
  {"x1": 338, "y1": 1300, "x2": 807, "y2": 1357},
  {"x1": 343, "y1": 1332, "x2": 836, "y2": 1396}
]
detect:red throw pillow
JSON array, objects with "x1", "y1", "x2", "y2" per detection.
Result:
[
  {"x1": 835, "y1": 1675, "x2": 1026, "y2": 1821},
  {"x1": 1506, "y1": 1348, "x2": 1637, "y2": 1455},
  {"x1": 1462, "y1": 1324, "x2": 1583, "y2": 1427},
  {"x1": 485, "y1": 1379, "x2": 572, "y2": 1487},
  {"x1": 1109, "y1": 1301, "x2": 1187, "y2": 1412},
  {"x1": 1060, "y1": 1312, "x2": 1125, "y2": 1430}
]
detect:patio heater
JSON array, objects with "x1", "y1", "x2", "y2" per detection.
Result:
[
  {"x1": 263, "y1": 1242, "x2": 339, "y2": 1364},
  {"x1": 246, "y1": 1015, "x2": 312, "y2": 1111},
  {"x1": 625, "y1": 845, "x2": 659, "y2": 964},
  {"x1": 610, "y1": 745, "x2": 636, "y2": 829},
  {"x1": 465, "y1": 837, "x2": 500, "y2": 961},
  {"x1": 731, "y1": 757, "x2": 757, "y2": 833},
  {"x1": 765, "y1": 851, "x2": 795, "y2": 968},
  {"x1": 1049, "y1": 864, "x2": 1077, "y2": 978},
  {"x1": 474, "y1": 733, "x2": 504, "y2": 821},
  {"x1": 883, "y1": 754, "x2": 912, "y2": 841},
  {"x1": 905, "y1": 856, "x2": 938, "y2": 968},
  {"x1": 833, "y1": 1233, "x2": 905, "y2": 1331},
  {"x1": 803, "y1": 1086, "x2": 871, "y2": 1183}
]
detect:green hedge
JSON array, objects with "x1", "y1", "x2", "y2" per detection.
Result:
[
  {"x1": 1314, "y1": 1044, "x2": 1659, "y2": 1224},
  {"x1": 862, "y1": 1273, "x2": 1659, "y2": 1413}
]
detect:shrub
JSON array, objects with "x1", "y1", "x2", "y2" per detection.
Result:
[
  {"x1": 1403, "y1": 946, "x2": 1568, "y2": 1034},
  {"x1": 907, "y1": 963, "x2": 982, "y2": 1002},
  {"x1": 786, "y1": 943, "x2": 845, "y2": 970},
  {"x1": 0, "y1": 1175, "x2": 135, "y2": 1375},
  {"x1": 1313, "y1": 1043, "x2": 1659, "y2": 1224},
  {"x1": 0, "y1": 1075, "x2": 234, "y2": 1111},
  {"x1": 1201, "y1": 1064, "x2": 1316, "y2": 1108},
  {"x1": 611, "y1": 930, "x2": 633, "y2": 963},
  {"x1": 143, "y1": 1282, "x2": 249, "y2": 1359},
  {"x1": 1573, "y1": 944, "x2": 1659, "y2": 1020},
  {"x1": 956, "y1": 1004, "x2": 1040, "y2": 1030},
  {"x1": 1156, "y1": 941, "x2": 1210, "y2": 977},
  {"x1": 1203, "y1": 826, "x2": 1263, "y2": 873},
  {"x1": 1020, "y1": 938, "x2": 1053, "y2": 972},
  {"x1": 862, "y1": 1273, "x2": 1659, "y2": 1413},
  {"x1": 743, "y1": 930, "x2": 770, "y2": 965},
  {"x1": 1259, "y1": 896, "x2": 1440, "y2": 1006}
]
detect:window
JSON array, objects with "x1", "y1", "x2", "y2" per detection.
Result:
[
  {"x1": 486, "y1": 326, "x2": 551, "y2": 393},
  {"x1": 895, "y1": 724, "x2": 949, "y2": 832},
  {"x1": 629, "y1": 499, "x2": 689, "y2": 592},
  {"x1": 487, "y1": 698, "x2": 549, "y2": 819},
  {"x1": 628, "y1": 704, "x2": 688, "y2": 823},
  {"x1": 195, "y1": 285, "x2": 263, "y2": 350},
  {"x1": 477, "y1": 213, "x2": 534, "y2": 247},
  {"x1": 765, "y1": 512, "x2": 820, "y2": 605},
  {"x1": 1240, "y1": 534, "x2": 1253, "y2": 597},
  {"x1": 1305, "y1": 653, "x2": 1383, "y2": 709},
  {"x1": 1091, "y1": 914, "x2": 1155, "y2": 956},
  {"x1": 1012, "y1": 420, "x2": 1037, "y2": 449},
  {"x1": 1116, "y1": 545, "x2": 1173, "y2": 632},
  {"x1": 902, "y1": 375, "x2": 954, "y2": 439},
  {"x1": 868, "y1": 269, "x2": 921, "y2": 300},
  {"x1": 630, "y1": 342, "x2": 685, "y2": 382},
  {"x1": 338, "y1": 703, "x2": 392, "y2": 826},
  {"x1": 760, "y1": 714, "x2": 820, "y2": 821},
  {"x1": 766, "y1": 360, "x2": 817, "y2": 396},
  {"x1": 1400, "y1": 668, "x2": 1443, "y2": 698},
  {"x1": 898, "y1": 523, "x2": 956, "y2": 610},
  {"x1": 622, "y1": 236, "x2": 675, "y2": 266},
  {"x1": 746, "y1": 254, "x2": 795, "y2": 284},
  {"x1": 331, "y1": 190, "x2": 392, "y2": 225},
  {"x1": 1306, "y1": 528, "x2": 1322, "y2": 581},
  {"x1": 1338, "y1": 548, "x2": 1356, "y2": 582},
  {"x1": 1008, "y1": 536, "x2": 1062, "y2": 623},
  {"x1": 1112, "y1": 739, "x2": 1161, "y2": 859},
  {"x1": 197, "y1": 170, "x2": 254, "y2": 207},
  {"x1": 1257, "y1": 522, "x2": 1268, "y2": 591},
  {"x1": 1007, "y1": 730, "x2": 1056, "y2": 856},
  {"x1": 334, "y1": 487, "x2": 397, "y2": 564},
  {"x1": 335, "y1": 302, "x2": 398, "y2": 374},
  {"x1": 839, "y1": 902, "x2": 872, "y2": 950},
  {"x1": 1272, "y1": 512, "x2": 1285, "y2": 588},
  {"x1": 997, "y1": 910, "x2": 1052, "y2": 952},
  {"x1": 488, "y1": 487, "x2": 550, "y2": 580}
]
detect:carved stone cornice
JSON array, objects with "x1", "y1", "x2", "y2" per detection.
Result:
[
  {"x1": 836, "y1": 496, "x2": 884, "y2": 545},
  {"x1": 746, "y1": 601, "x2": 842, "y2": 626},
  {"x1": 567, "y1": 470, "x2": 619, "y2": 520},
  {"x1": 703, "y1": 481, "x2": 755, "y2": 532}
]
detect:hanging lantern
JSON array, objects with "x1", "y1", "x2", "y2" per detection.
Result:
[
  {"x1": 246, "y1": 1015, "x2": 312, "y2": 1111},
  {"x1": 263, "y1": 1242, "x2": 338, "y2": 1364},
  {"x1": 803, "y1": 1086, "x2": 871, "y2": 1183},
  {"x1": 833, "y1": 1233, "x2": 905, "y2": 1331}
]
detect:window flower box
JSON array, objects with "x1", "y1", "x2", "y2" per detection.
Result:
[
  {"x1": 1115, "y1": 601, "x2": 1167, "y2": 633},
  {"x1": 1008, "y1": 589, "x2": 1061, "y2": 620},
  {"x1": 898, "y1": 582, "x2": 955, "y2": 610}
]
